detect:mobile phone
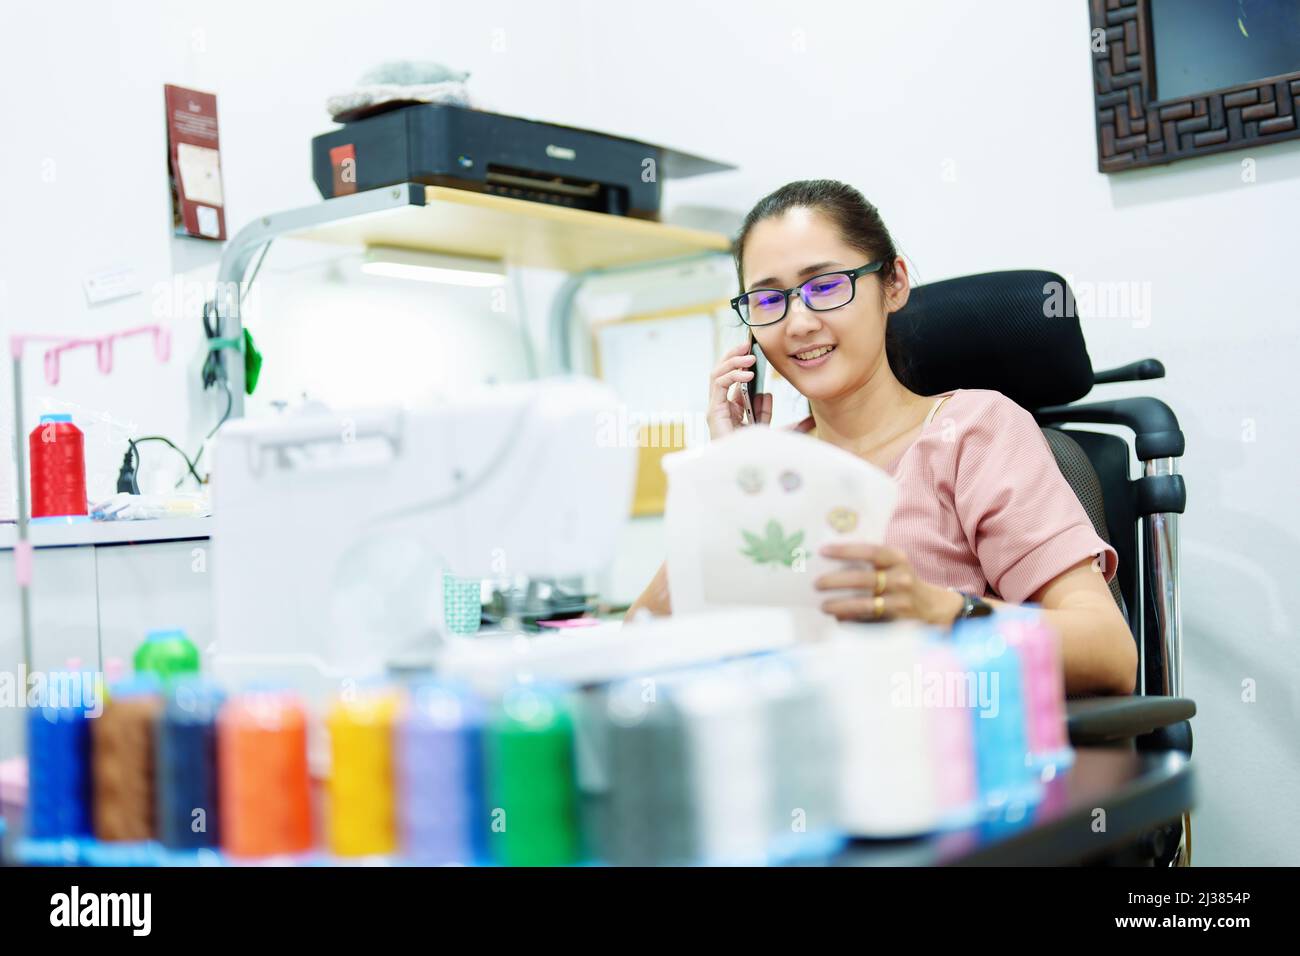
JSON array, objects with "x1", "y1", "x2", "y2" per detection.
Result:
[{"x1": 741, "y1": 335, "x2": 768, "y2": 425}]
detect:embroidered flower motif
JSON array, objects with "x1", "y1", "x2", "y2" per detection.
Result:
[
  {"x1": 740, "y1": 519, "x2": 805, "y2": 568},
  {"x1": 779, "y1": 470, "x2": 801, "y2": 492},
  {"x1": 736, "y1": 466, "x2": 763, "y2": 494},
  {"x1": 827, "y1": 506, "x2": 858, "y2": 533}
]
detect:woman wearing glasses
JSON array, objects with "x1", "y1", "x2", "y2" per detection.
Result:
[{"x1": 627, "y1": 179, "x2": 1136, "y2": 696}]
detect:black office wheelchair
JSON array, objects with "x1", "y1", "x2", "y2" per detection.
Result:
[{"x1": 892, "y1": 270, "x2": 1194, "y2": 867}]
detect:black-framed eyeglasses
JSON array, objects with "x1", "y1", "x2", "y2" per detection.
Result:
[{"x1": 730, "y1": 260, "x2": 886, "y2": 327}]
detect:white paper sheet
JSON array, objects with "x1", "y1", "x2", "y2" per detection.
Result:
[
  {"x1": 177, "y1": 142, "x2": 225, "y2": 206},
  {"x1": 663, "y1": 426, "x2": 898, "y2": 614}
]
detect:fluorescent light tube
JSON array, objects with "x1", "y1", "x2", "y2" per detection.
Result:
[{"x1": 361, "y1": 246, "x2": 506, "y2": 287}]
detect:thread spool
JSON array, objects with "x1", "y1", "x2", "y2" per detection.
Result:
[
  {"x1": 134, "y1": 629, "x2": 201, "y2": 683},
  {"x1": 327, "y1": 689, "x2": 400, "y2": 858},
  {"x1": 29, "y1": 413, "x2": 88, "y2": 520},
  {"x1": 998, "y1": 613, "x2": 1072, "y2": 775},
  {"x1": 92, "y1": 677, "x2": 162, "y2": 842},
  {"x1": 155, "y1": 680, "x2": 224, "y2": 851},
  {"x1": 566, "y1": 687, "x2": 612, "y2": 864},
  {"x1": 747, "y1": 655, "x2": 842, "y2": 861},
  {"x1": 398, "y1": 682, "x2": 485, "y2": 864},
  {"x1": 919, "y1": 641, "x2": 979, "y2": 827},
  {"x1": 819, "y1": 625, "x2": 942, "y2": 837},
  {"x1": 953, "y1": 618, "x2": 1041, "y2": 812},
  {"x1": 218, "y1": 691, "x2": 313, "y2": 859},
  {"x1": 674, "y1": 666, "x2": 772, "y2": 864},
  {"x1": 598, "y1": 676, "x2": 697, "y2": 866},
  {"x1": 26, "y1": 703, "x2": 94, "y2": 840},
  {"x1": 485, "y1": 684, "x2": 580, "y2": 866}
]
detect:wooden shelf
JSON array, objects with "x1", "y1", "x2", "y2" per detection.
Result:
[
  {"x1": 288, "y1": 185, "x2": 732, "y2": 272},
  {"x1": 213, "y1": 182, "x2": 735, "y2": 415}
]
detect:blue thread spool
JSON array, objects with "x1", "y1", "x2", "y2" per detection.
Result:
[
  {"x1": 954, "y1": 618, "x2": 1041, "y2": 813},
  {"x1": 155, "y1": 680, "x2": 224, "y2": 851},
  {"x1": 397, "y1": 681, "x2": 486, "y2": 864},
  {"x1": 26, "y1": 703, "x2": 94, "y2": 840}
]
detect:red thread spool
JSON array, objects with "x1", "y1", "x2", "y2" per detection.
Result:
[{"x1": 30, "y1": 414, "x2": 88, "y2": 519}]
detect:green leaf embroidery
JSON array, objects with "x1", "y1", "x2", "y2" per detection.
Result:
[{"x1": 739, "y1": 519, "x2": 805, "y2": 568}]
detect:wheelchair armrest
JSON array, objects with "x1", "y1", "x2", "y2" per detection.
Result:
[
  {"x1": 1067, "y1": 696, "x2": 1196, "y2": 746},
  {"x1": 1035, "y1": 397, "x2": 1185, "y2": 461}
]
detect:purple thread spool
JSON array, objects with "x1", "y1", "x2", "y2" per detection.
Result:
[{"x1": 397, "y1": 682, "x2": 485, "y2": 864}]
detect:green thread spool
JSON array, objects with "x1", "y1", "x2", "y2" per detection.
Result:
[
  {"x1": 133, "y1": 629, "x2": 201, "y2": 683},
  {"x1": 485, "y1": 686, "x2": 581, "y2": 866}
]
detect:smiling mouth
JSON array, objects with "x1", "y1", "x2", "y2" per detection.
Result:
[{"x1": 791, "y1": 345, "x2": 836, "y2": 361}]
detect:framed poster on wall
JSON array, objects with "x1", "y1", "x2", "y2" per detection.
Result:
[
  {"x1": 590, "y1": 301, "x2": 729, "y2": 516},
  {"x1": 165, "y1": 84, "x2": 227, "y2": 239}
]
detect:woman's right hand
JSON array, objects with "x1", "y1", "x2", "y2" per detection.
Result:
[{"x1": 708, "y1": 343, "x2": 771, "y2": 440}]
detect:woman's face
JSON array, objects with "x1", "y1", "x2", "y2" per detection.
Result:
[{"x1": 740, "y1": 207, "x2": 909, "y2": 403}]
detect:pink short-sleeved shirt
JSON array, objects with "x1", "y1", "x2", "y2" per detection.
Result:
[{"x1": 794, "y1": 388, "x2": 1118, "y2": 603}]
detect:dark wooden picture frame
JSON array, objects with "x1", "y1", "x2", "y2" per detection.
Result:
[{"x1": 1090, "y1": 0, "x2": 1300, "y2": 172}]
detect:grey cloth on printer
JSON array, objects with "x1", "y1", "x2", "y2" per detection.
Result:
[{"x1": 327, "y1": 60, "x2": 475, "y2": 121}]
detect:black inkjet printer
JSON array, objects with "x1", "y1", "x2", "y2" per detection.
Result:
[{"x1": 311, "y1": 104, "x2": 733, "y2": 220}]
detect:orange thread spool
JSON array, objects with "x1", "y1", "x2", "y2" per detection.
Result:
[{"x1": 218, "y1": 691, "x2": 313, "y2": 858}]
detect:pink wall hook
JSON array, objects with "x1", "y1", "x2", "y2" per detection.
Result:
[
  {"x1": 154, "y1": 326, "x2": 171, "y2": 362},
  {"x1": 11, "y1": 324, "x2": 171, "y2": 386}
]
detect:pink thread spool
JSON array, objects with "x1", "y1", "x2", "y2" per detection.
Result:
[
  {"x1": 920, "y1": 641, "x2": 978, "y2": 827},
  {"x1": 1000, "y1": 615, "x2": 1072, "y2": 776}
]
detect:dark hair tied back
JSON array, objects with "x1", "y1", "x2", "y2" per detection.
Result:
[{"x1": 733, "y1": 179, "x2": 910, "y2": 384}]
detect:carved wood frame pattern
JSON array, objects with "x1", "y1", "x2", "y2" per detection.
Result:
[{"x1": 1090, "y1": 0, "x2": 1300, "y2": 172}]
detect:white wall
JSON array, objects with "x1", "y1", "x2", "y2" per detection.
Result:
[{"x1": 0, "y1": 0, "x2": 1296, "y2": 864}]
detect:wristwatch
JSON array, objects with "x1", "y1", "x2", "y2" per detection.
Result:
[{"x1": 952, "y1": 589, "x2": 994, "y2": 622}]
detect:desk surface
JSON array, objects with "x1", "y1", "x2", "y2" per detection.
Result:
[
  {"x1": 0, "y1": 747, "x2": 1189, "y2": 867},
  {"x1": 828, "y1": 748, "x2": 1193, "y2": 866},
  {"x1": 0, "y1": 517, "x2": 211, "y2": 551}
]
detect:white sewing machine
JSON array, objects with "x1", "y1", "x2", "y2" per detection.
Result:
[{"x1": 209, "y1": 376, "x2": 639, "y2": 695}]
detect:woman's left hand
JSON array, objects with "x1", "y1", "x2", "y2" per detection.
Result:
[{"x1": 815, "y1": 542, "x2": 963, "y2": 626}]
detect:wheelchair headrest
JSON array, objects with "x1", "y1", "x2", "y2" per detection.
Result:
[{"x1": 888, "y1": 269, "x2": 1094, "y2": 410}]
